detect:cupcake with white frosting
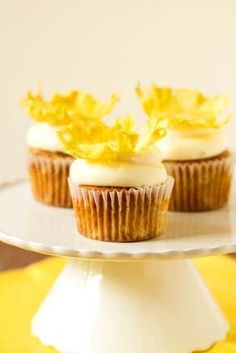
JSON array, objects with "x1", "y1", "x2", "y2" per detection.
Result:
[
  {"x1": 58, "y1": 115, "x2": 174, "y2": 242},
  {"x1": 22, "y1": 90, "x2": 118, "y2": 208},
  {"x1": 136, "y1": 85, "x2": 233, "y2": 211}
]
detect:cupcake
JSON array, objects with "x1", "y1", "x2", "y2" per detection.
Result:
[
  {"x1": 22, "y1": 90, "x2": 118, "y2": 208},
  {"x1": 58, "y1": 113, "x2": 174, "y2": 242},
  {"x1": 136, "y1": 85, "x2": 233, "y2": 212}
]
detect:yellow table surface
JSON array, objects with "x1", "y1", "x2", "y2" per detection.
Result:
[{"x1": 0, "y1": 256, "x2": 236, "y2": 353}]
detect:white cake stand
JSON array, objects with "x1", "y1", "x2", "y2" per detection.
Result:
[{"x1": 1, "y1": 180, "x2": 236, "y2": 353}]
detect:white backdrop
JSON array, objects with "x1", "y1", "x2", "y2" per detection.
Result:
[{"x1": 0, "y1": 0, "x2": 236, "y2": 181}]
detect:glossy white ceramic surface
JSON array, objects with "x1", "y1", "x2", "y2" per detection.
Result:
[
  {"x1": 32, "y1": 259, "x2": 229, "y2": 353},
  {"x1": 0, "y1": 180, "x2": 235, "y2": 260}
]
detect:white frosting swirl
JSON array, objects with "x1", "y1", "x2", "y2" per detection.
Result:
[
  {"x1": 26, "y1": 122, "x2": 65, "y2": 152},
  {"x1": 70, "y1": 150, "x2": 167, "y2": 187},
  {"x1": 158, "y1": 128, "x2": 227, "y2": 161}
]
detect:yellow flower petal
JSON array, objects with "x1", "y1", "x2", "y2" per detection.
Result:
[
  {"x1": 136, "y1": 117, "x2": 167, "y2": 152},
  {"x1": 136, "y1": 84, "x2": 231, "y2": 130},
  {"x1": 58, "y1": 114, "x2": 166, "y2": 162},
  {"x1": 21, "y1": 90, "x2": 119, "y2": 126}
]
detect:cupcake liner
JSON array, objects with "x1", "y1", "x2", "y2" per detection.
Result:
[
  {"x1": 28, "y1": 150, "x2": 73, "y2": 208},
  {"x1": 69, "y1": 176, "x2": 174, "y2": 242},
  {"x1": 164, "y1": 152, "x2": 233, "y2": 212}
]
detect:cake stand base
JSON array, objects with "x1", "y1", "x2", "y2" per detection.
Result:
[{"x1": 32, "y1": 259, "x2": 229, "y2": 353}]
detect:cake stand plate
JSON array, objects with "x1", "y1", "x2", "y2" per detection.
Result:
[
  {"x1": 0, "y1": 180, "x2": 234, "y2": 353},
  {"x1": 0, "y1": 180, "x2": 236, "y2": 260}
]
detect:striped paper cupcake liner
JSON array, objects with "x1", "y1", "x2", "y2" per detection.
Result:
[
  {"x1": 28, "y1": 150, "x2": 73, "y2": 208},
  {"x1": 69, "y1": 176, "x2": 174, "y2": 242},
  {"x1": 164, "y1": 152, "x2": 233, "y2": 212}
]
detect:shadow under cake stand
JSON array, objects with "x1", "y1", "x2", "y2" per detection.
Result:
[{"x1": 0, "y1": 180, "x2": 236, "y2": 353}]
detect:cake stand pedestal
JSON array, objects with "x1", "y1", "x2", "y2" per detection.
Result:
[
  {"x1": 1, "y1": 181, "x2": 236, "y2": 353},
  {"x1": 32, "y1": 259, "x2": 228, "y2": 353}
]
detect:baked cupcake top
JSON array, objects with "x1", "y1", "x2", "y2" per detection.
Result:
[
  {"x1": 22, "y1": 90, "x2": 118, "y2": 153},
  {"x1": 58, "y1": 110, "x2": 168, "y2": 187},
  {"x1": 136, "y1": 85, "x2": 231, "y2": 161}
]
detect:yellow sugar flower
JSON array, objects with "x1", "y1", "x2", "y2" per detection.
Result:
[
  {"x1": 22, "y1": 90, "x2": 119, "y2": 126},
  {"x1": 58, "y1": 114, "x2": 167, "y2": 162},
  {"x1": 136, "y1": 84, "x2": 231, "y2": 130}
]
